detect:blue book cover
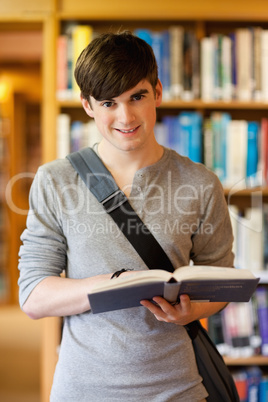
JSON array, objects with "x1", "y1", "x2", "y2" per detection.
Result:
[
  {"x1": 162, "y1": 30, "x2": 171, "y2": 99},
  {"x1": 135, "y1": 29, "x2": 164, "y2": 87},
  {"x1": 220, "y1": 113, "x2": 231, "y2": 182},
  {"x1": 151, "y1": 31, "x2": 164, "y2": 85},
  {"x1": 162, "y1": 116, "x2": 177, "y2": 150},
  {"x1": 246, "y1": 121, "x2": 259, "y2": 185},
  {"x1": 134, "y1": 28, "x2": 153, "y2": 47},
  {"x1": 211, "y1": 112, "x2": 231, "y2": 183},
  {"x1": 70, "y1": 121, "x2": 83, "y2": 152},
  {"x1": 178, "y1": 112, "x2": 202, "y2": 163},
  {"x1": 259, "y1": 377, "x2": 268, "y2": 402},
  {"x1": 177, "y1": 113, "x2": 190, "y2": 158},
  {"x1": 246, "y1": 366, "x2": 262, "y2": 402}
]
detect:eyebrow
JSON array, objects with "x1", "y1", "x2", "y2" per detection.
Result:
[
  {"x1": 99, "y1": 88, "x2": 149, "y2": 103},
  {"x1": 130, "y1": 88, "x2": 149, "y2": 98}
]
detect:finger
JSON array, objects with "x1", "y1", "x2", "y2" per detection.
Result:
[
  {"x1": 178, "y1": 294, "x2": 191, "y2": 313},
  {"x1": 140, "y1": 299, "x2": 163, "y2": 315},
  {"x1": 151, "y1": 297, "x2": 176, "y2": 314}
]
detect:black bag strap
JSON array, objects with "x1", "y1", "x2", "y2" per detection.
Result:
[{"x1": 66, "y1": 147, "x2": 174, "y2": 273}]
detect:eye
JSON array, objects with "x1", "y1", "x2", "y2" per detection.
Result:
[
  {"x1": 132, "y1": 94, "x2": 144, "y2": 101},
  {"x1": 101, "y1": 101, "x2": 114, "y2": 108}
]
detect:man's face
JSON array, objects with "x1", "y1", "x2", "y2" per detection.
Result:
[{"x1": 81, "y1": 79, "x2": 162, "y2": 153}]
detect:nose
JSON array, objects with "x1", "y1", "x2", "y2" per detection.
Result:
[{"x1": 117, "y1": 104, "x2": 135, "y2": 126}]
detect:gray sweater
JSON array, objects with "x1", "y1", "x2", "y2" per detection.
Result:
[{"x1": 18, "y1": 148, "x2": 234, "y2": 401}]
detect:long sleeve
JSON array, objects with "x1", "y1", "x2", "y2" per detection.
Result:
[{"x1": 18, "y1": 166, "x2": 67, "y2": 307}]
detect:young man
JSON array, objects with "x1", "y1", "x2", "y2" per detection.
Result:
[{"x1": 18, "y1": 32, "x2": 234, "y2": 401}]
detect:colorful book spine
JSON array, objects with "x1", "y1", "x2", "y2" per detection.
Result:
[
  {"x1": 221, "y1": 35, "x2": 233, "y2": 101},
  {"x1": 226, "y1": 119, "x2": 248, "y2": 188},
  {"x1": 177, "y1": 112, "x2": 202, "y2": 162},
  {"x1": 255, "y1": 286, "x2": 268, "y2": 356},
  {"x1": 235, "y1": 28, "x2": 252, "y2": 101},
  {"x1": 72, "y1": 25, "x2": 93, "y2": 97},
  {"x1": 211, "y1": 112, "x2": 230, "y2": 183},
  {"x1": 246, "y1": 121, "x2": 259, "y2": 186},
  {"x1": 182, "y1": 31, "x2": 194, "y2": 101},
  {"x1": 169, "y1": 25, "x2": 184, "y2": 99},
  {"x1": 200, "y1": 37, "x2": 214, "y2": 101},
  {"x1": 261, "y1": 30, "x2": 268, "y2": 101},
  {"x1": 259, "y1": 376, "x2": 268, "y2": 402},
  {"x1": 260, "y1": 118, "x2": 268, "y2": 186},
  {"x1": 161, "y1": 30, "x2": 171, "y2": 100},
  {"x1": 56, "y1": 35, "x2": 68, "y2": 99}
]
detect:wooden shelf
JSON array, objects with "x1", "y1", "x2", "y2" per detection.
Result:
[
  {"x1": 57, "y1": 98, "x2": 268, "y2": 110},
  {"x1": 56, "y1": 0, "x2": 268, "y2": 22},
  {"x1": 224, "y1": 355, "x2": 268, "y2": 366},
  {"x1": 224, "y1": 187, "x2": 268, "y2": 197}
]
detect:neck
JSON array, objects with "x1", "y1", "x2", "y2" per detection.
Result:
[{"x1": 97, "y1": 139, "x2": 164, "y2": 174}]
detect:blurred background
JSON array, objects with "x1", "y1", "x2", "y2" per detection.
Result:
[{"x1": 1, "y1": 1, "x2": 268, "y2": 402}]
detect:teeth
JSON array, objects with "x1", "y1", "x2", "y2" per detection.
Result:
[{"x1": 119, "y1": 128, "x2": 136, "y2": 133}]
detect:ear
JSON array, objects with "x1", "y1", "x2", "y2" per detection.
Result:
[
  {"x1": 155, "y1": 79, "x2": 162, "y2": 107},
  {"x1": 81, "y1": 96, "x2": 94, "y2": 118}
]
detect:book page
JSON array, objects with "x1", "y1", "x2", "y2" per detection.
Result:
[
  {"x1": 90, "y1": 269, "x2": 173, "y2": 293},
  {"x1": 173, "y1": 265, "x2": 257, "y2": 282}
]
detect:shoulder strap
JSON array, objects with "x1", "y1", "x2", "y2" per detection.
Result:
[{"x1": 67, "y1": 148, "x2": 174, "y2": 273}]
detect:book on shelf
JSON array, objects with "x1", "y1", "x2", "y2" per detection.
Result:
[
  {"x1": 55, "y1": 23, "x2": 268, "y2": 102},
  {"x1": 203, "y1": 118, "x2": 213, "y2": 170},
  {"x1": 260, "y1": 118, "x2": 268, "y2": 186},
  {"x1": 56, "y1": 113, "x2": 71, "y2": 159},
  {"x1": 161, "y1": 30, "x2": 171, "y2": 100},
  {"x1": 252, "y1": 27, "x2": 262, "y2": 101},
  {"x1": 56, "y1": 24, "x2": 93, "y2": 100},
  {"x1": 169, "y1": 25, "x2": 184, "y2": 98},
  {"x1": 200, "y1": 36, "x2": 214, "y2": 101},
  {"x1": 221, "y1": 302, "x2": 259, "y2": 358},
  {"x1": 88, "y1": 265, "x2": 259, "y2": 314},
  {"x1": 211, "y1": 112, "x2": 230, "y2": 183},
  {"x1": 208, "y1": 298, "x2": 263, "y2": 359},
  {"x1": 259, "y1": 376, "x2": 268, "y2": 402},
  {"x1": 56, "y1": 35, "x2": 69, "y2": 100},
  {"x1": 178, "y1": 111, "x2": 202, "y2": 163},
  {"x1": 56, "y1": 114, "x2": 102, "y2": 158},
  {"x1": 255, "y1": 286, "x2": 268, "y2": 357},
  {"x1": 226, "y1": 119, "x2": 248, "y2": 188},
  {"x1": 246, "y1": 121, "x2": 259, "y2": 186},
  {"x1": 155, "y1": 112, "x2": 202, "y2": 163},
  {"x1": 212, "y1": 33, "x2": 223, "y2": 101},
  {"x1": 263, "y1": 204, "x2": 268, "y2": 270},
  {"x1": 221, "y1": 35, "x2": 233, "y2": 101},
  {"x1": 208, "y1": 311, "x2": 227, "y2": 355},
  {"x1": 229, "y1": 205, "x2": 265, "y2": 272},
  {"x1": 233, "y1": 367, "x2": 263, "y2": 402},
  {"x1": 261, "y1": 30, "x2": 268, "y2": 102},
  {"x1": 235, "y1": 28, "x2": 253, "y2": 101},
  {"x1": 72, "y1": 25, "x2": 93, "y2": 97},
  {"x1": 182, "y1": 31, "x2": 192, "y2": 100}
]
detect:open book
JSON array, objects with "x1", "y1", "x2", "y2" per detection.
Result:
[{"x1": 88, "y1": 265, "x2": 260, "y2": 314}]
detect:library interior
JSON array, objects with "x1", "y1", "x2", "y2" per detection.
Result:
[{"x1": 0, "y1": 0, "x2": 268, "y2": 401}]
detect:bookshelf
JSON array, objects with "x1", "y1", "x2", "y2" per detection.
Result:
[
  {"x1": 50, "y1": 1, "x2": 268, "y2": 401},
  {"x1": 2, "y1": 1, "x2": 268, "y2": 401}
]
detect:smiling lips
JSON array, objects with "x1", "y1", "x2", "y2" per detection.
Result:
[{"x1": 116, "y1": 126, "x2": 140, "y2": 134}]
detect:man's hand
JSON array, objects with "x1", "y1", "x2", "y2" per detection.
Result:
[{"x1": 140, "y1": 295, "x2": 227, "y2": 326}]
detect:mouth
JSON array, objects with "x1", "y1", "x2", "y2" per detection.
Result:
[{"x1": 115, "y1": 126, "x2": 139, "y2": 134}]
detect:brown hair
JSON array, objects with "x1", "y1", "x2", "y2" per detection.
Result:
[{"x1": 74, "y1": 31, "x2": 158, "y2": 101}]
